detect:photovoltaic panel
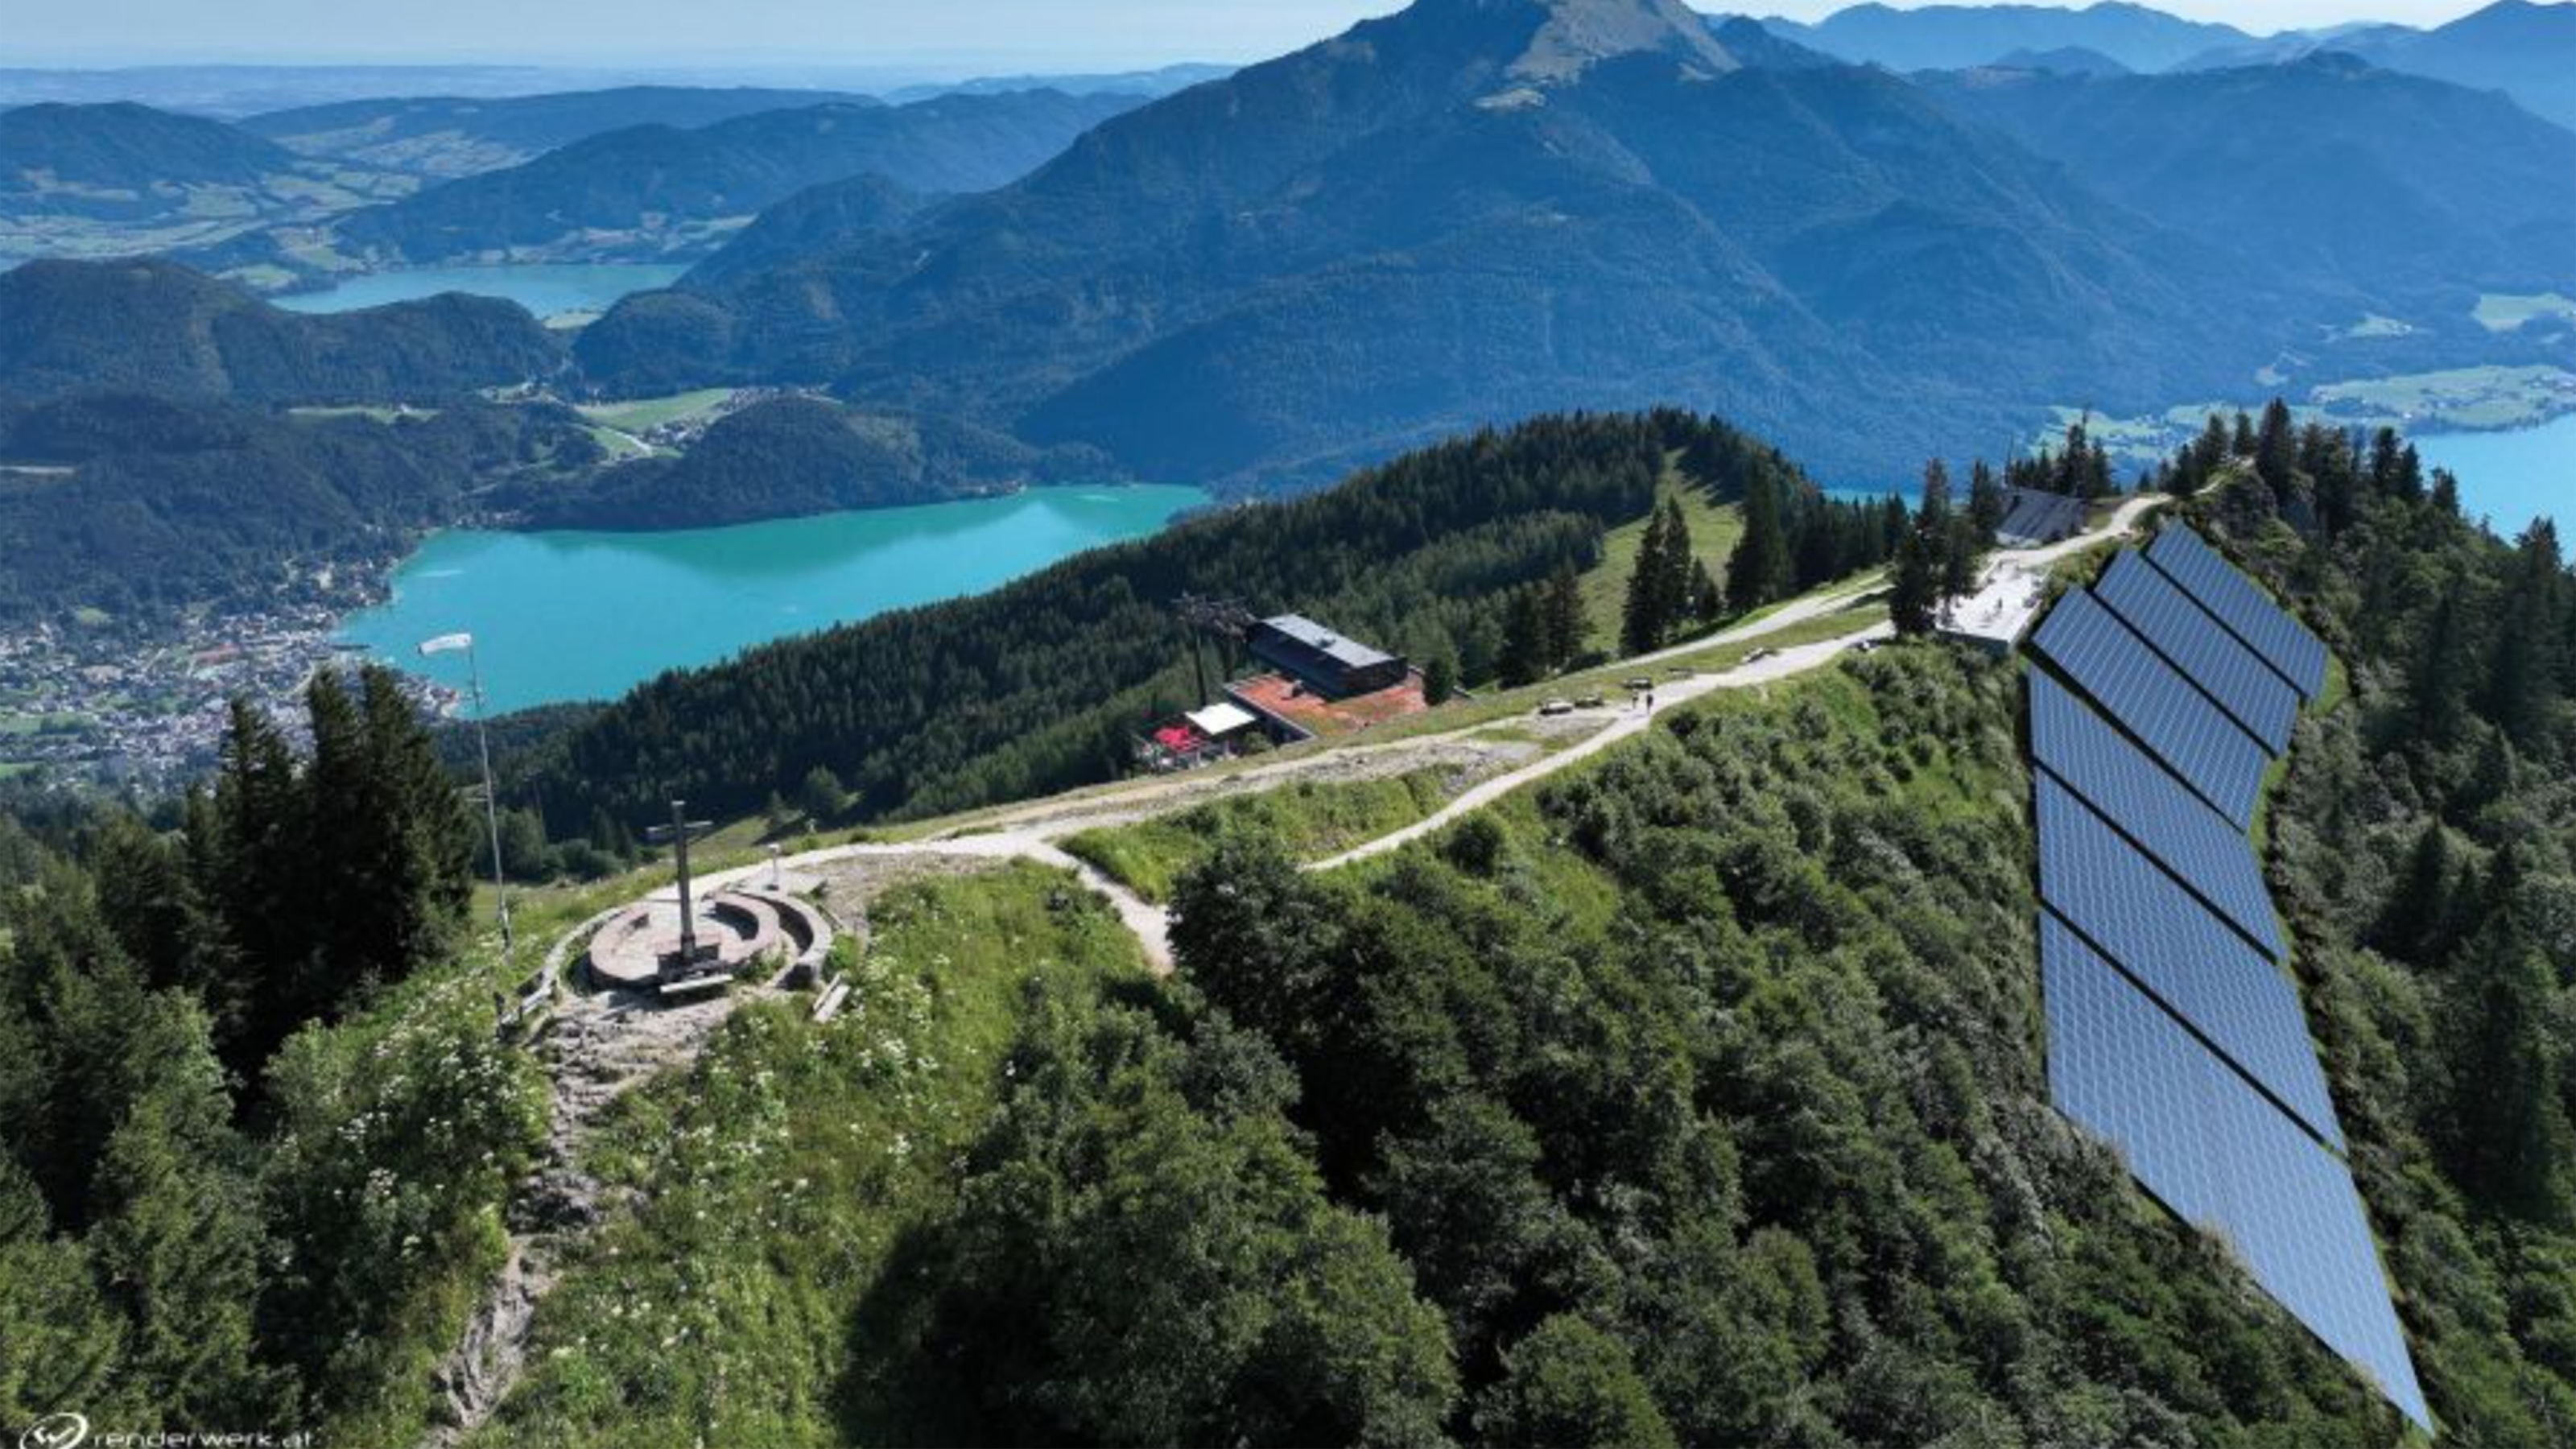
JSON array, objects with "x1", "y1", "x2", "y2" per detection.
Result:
[
  {"x1": 2146, "y1": 528, "x2": 2329, "y2": 700},
  {"x1": 2029, "y1": 671, "x2": 2281, "y2": 959},
  {"x1": 2029, "y1": 588, "x2": 2267, "y2": 827},
  {"x1": 2042, "y1": 913, "x2": 2227, "y2": 1227},
  {"x1": 2042, "y1": 918, "x2": 2430, "y2": 1431},
  {"x1": 2095, "y1": 550, "x2": 2299, "y2": 753},
  {"x1": 2035, "y1": 775, "x2": 2343, "y2": 1149}
]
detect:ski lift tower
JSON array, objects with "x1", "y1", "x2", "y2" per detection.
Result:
[{"x1": 1173, "y1": 593, "x2": 1258, "y2": 705}]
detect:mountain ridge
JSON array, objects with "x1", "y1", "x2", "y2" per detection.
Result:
[{"x1": 575, "y1": 0, "x2": 2299, "y2": 488}]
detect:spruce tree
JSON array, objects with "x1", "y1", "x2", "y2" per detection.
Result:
[
  {"x1": 2374, "y1": 820, "x2": 2456, "y2": 965},
  {"x1": 87, "y1": 1009, "x2": 283, "y2": 1426},
  {"x1": 1543, "y1": 568, "x2": 1588, "y2": 671},
  {"x1": 1622, "y1": 509, "x2": 1674, "y2": 657},
  {"x1": 1689, "y1": 559, "x2": 1723, "y2": 625},
  {"x1": 1889, "y1": 526, "x2": 1938, "y2": 638},
  {"x1": 199, "y1": 700, "x2": 305, "y2": 1072},
  {"x1": 2438, "y1": 855, "x2": 2574, "y2": 1224},
  {"x1": 1653, "y1": 498, "x2": 1695, "y2": 638},
  {"x1": 1967, "y1": 460, "x2": 2005, "y2": 540},
  {"x1": 2483, "y1": 522, "x2": 2566, "y2": 747},
  {"x1": 1423, "y1": 654, "x2": 1456, "y2": 706},
  {"x1": 0, "y1": 1154, "x2": 130, "y2": 1431},
  {"x1": 2409, "y1": 582, "x2": 2473, "y2": 749},
  {"x1": 1726, "y1": 476, "x2": 1790, "y2": 617},
  {"x1": 1939, "y1": 514, "x2": 1982, "y2": 609},
  {"x1": 2432, "y1": 469, "x2": 2462, "y2": 518},
  {"x1": 1503, "y1": 587, "x2": 1552, "y2": 687},
  {"x1": 2267, "y1": 394, "x2": 2308, "y2": 489}
]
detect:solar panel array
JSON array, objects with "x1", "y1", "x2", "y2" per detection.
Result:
[
  {"x1": 2025, "y1": 526, "x2": 2428, "y2": 1431},
  {"x1": 2096, "y1": 550, "x2": 2300, "y2": 753},
  {"x1": 2030, "y1": 588, "x2": 2268, "y2": 826},
  {"x1": 2147, "y1": 527, "x2": 2330, "y2": 698},
  {"x1": 2036, "y1": 777, "x2": 2342, "y2": 1147},
  {"x1": 2042, "y1": 920, "x2": 2430, "y2": 1427},
  {"x1": 2029, "y1": 671, "x2": 2280, "y2": 957}
]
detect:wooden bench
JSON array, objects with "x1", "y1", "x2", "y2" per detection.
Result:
[{"x1": 658, "y1": 972, "x2": 732, "y2": 1002}]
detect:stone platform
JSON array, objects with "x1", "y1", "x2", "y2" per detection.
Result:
[{"x1": 584, "y1": 888, "x2": 834, "y2": 993}]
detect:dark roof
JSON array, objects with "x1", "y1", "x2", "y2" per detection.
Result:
[
  {"x1": 1255, "y1": 613, "x2": 1397, "y2": 672},
  {"x1": 1998, "y1": 487, "x2": 2086, "y2": 544}
]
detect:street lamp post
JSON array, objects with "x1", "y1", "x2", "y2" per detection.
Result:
[{"x1": 420, "y1": 632, "x2": 513, "y2": 955}]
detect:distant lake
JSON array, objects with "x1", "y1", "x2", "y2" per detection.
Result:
[
  {"x1": 2413, "y1": 415, "x2": 2575, "y2": 533},
  {"x1": 337, "y1": 485, "x2": 1208, "y2": 713},
  {"x1": 274, "y1": 262, "x2": 690, "y2": 320}
]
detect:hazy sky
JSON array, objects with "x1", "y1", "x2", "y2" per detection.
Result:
[{"x1": 2, "y1": 0, "x2": 2527, "y2": 68}]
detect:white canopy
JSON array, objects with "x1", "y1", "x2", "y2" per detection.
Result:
[{"x1": 1187, "y1": 702, "x2": 1260, "y2": 737}]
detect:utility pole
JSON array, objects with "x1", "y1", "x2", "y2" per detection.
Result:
[
  {"x1": 419, "y1": 632, "x2": 512, "y2": 955},
  {"x1": 647, "y1": 801, "x2": 716, "y2": 968}
]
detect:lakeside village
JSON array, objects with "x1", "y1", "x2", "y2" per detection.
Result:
[
  {"x1": 0, "y1": 386, "x2": 811, "y2": 787},
  {"x1": 0, "y1": 579, "x2": 458, "y2": 790},
  {"x1": 4, "y1": 485, "x2": 2096, "y2": 790}
]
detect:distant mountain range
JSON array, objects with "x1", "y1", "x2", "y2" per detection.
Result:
[
  {"x1": 2229, "y1": 1, "x2": 2576, "y2": 130},
  {"x1": 575, "y1": 0, "x2": 2307, "y2": 487},
  {"x1": 288, "y1": 89, "x2": 1142, "y2": 271},
  {"x1": 1918, "y1": 52, "x2": 2576, "y2": 302},
  {"x1": 1990, "y1": 44, "x2": 2132, "y2": 75},
  {"x1": 1761, "y1": 2, "x2": 2254, "y2": 72},
  {"x1": 0, "y1": 101, "x2": 411, "y2": 261},
  {"x1": 1765, "y1": 2, "x2": 2576, "y2": 131},
  {"x1": 878, "y1": 64, "x2": 1236, "y2": 105},
  {"x1": 0, "y1": 257, "x2": 561, "y2": 402},
  {"x1": 239, "y1": 86, "x2": 886, "y2": 178}
]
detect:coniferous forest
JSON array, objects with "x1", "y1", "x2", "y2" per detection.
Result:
[{"x1": 513, "y1": 410, "x2": 1856, "y2": 832}]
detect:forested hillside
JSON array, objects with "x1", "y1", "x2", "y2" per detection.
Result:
[
  {"x1": 0, "y1": 669, "x2": 543, "y2": 1440},
  {"x1": 513, "y1": 409, "x2": 1883, "y2": 830},
  {"x1": 470, "y1": 435, "x2": 2576, "y2": 1447},
  {"x1": 507, "y1": 396, "x2": 1098, "y2": 530},
  {"x1": 0, "y1": 394, "x2": 602, "y2": 623},
  {"x1": 0, "y1": 258, "x2": 564, "y2": 404},
  {"x1": 4, "y1": 394, "x2": 2572, "y2": 1443}
]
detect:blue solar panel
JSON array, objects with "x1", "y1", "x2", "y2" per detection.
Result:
[
  {"x1": 2146, "y1": 528, "x2": 2329, "y2": 700},
  {"x1": 2042, "y1": 914, "x2": 2227, "y2": 1225},
  {"x1": 2095, "y1": 550, "x2": 2299, "y2": 754},
  {"x1": 2041, "y1": 917, "x2": 2430, "y2": 1430},
  {"x1": 2202, "y1": 1038, "x2": 2435, "y2": 1430},
  {"x1": 2035, "y1": 776, "x2": 2343, "y2": 1148},
  {"x1": 2030, "y1": 589, "x2": 2268, "y2": 827},
  {"x1": 2029, "y1": 671, "x2": 2282, "y2": 959}
]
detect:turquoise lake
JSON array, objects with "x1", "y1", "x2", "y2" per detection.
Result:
[
  {"x1": 2414, "y1": 415, "x2": 2576, "y2": 532},
  {"x1": 337, "y1": 485, "x2": 1208, "y2": 713},
  {"x1": 274, "y1": 262, "x2": 689, "y2": 319}
]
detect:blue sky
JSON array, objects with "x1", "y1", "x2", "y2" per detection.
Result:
[{"x1": 3, "y1": 1, "x2": 2518, "y2": 68}]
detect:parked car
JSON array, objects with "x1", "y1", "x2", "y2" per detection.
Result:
[{"x1": 1538, "y1": 698, "x2": 1575, "y2": 716}]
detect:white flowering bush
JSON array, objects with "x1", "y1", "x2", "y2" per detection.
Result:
[{"x1": 258, "y1": 991, "x2": 546, "y2": 1415}]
